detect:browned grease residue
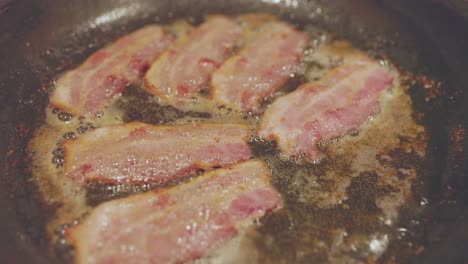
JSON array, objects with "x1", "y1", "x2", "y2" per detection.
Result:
[{"x1": 27, "y1": 17, "x2": 427, "y2": 264}]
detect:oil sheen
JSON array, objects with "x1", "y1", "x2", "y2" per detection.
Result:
[{"x1": 28, "y1": 18, "x2": 427, "y2": 264}]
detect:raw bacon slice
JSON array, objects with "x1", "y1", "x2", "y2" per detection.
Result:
[
  {"x1": 211, "y1": 21, "x2": 307, "y2": 112},
  {"x1": 62, "y1": 122, "x2": 251, "y2": 185},
  {"x1": 144, "y1": 16, "x2": 241, "y2": 105},
  {"x1": 67, "y1": 160, "x2": 281, "y2": 264},
  {"x1": 258, "y1": 55, "x2": 394, "y2": 161},
  {"x1": 50, "y1": 25, "x2": 174, "y2": 117}
]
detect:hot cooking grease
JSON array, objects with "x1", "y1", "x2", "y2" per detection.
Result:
[{"x1": 28, "y1": 19, "x2": 428, "y2": 264}]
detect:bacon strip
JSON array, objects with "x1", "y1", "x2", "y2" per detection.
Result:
[
  {"x1": 63, "y1": 122, "x2": 251, "y2": 185},
  {"x1": 258, "y1": 55, "x2": 394, "y2": 161},
  {"x1": 211, "y1": 21, "x2": 307, "y2": 112},
  {"x1": 68, "y1": 160, "x2": 281, "y2": 264},
  {"x1": 50, "y1": 25, "x2": 175, "y2": 117},
  {"x1": 144, "y1": 15, "x2": 241, "y2": 105}
]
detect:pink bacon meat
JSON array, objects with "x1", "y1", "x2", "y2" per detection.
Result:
[
  {"x1": 62, "y1": 122, "x2": 251, "y2": 185},
  {"x1": 211, "y1": 21, "x2": 307, "y2": 112},
  {"x1": 144, "y1": 15, "x2": 241, "y2": 105},
  {"x1": 50, "y1": 25, "x2": 174, "y2": 117},
  {"x1": 258, "y1": 54, "x2": 394, "y2": 161},
  {"x1": 68, "y1": 160, "x2": 281, "y2": 264}
]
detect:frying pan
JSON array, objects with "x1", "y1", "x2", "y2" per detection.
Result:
[{"x1": 0, "y1": 0, "x2": 466, "y2": 263}]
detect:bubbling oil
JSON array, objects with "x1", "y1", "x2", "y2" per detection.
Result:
[{"x1": 27, "y1": 18, "x2": 428, "y2": 264}]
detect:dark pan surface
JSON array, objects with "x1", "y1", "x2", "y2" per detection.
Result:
[{"x1": 0, "y1": 0, "x2": 467, "y2": 263}]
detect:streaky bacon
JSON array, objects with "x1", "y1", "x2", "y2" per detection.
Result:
[
  {"x1": 68, "y1": 160, "x2": 281, "y2": 264},
  {"x1": 144, "y1": 15, "x2": 241, "y2": 105},
  {"x1": 62, "y1": 122, "x2": 251, "y2": 185},
  {"x1": 258, "y1": 54, "x2": 394, "y2": 161},
  {"x1": 50, "y1": 25, "x2": 175, "y2": 117},
  {"x1": 210, "y1": 21, "x2": 307, "y2": 112}
]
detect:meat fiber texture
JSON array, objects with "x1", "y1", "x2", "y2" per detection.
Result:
[
  {"x1": 258, "y1": 54, "x2": 394, "y2": 161},
  {"x1": 62, "y1": 122, "x2": 251, "y2": 185},
  {"x1": 144, "y1": 15, "x2": 241, "y2": 106},
  {"x1": 50, "y1": 25, "x2": 175, "y2": 117},
  {"x1": 68, "y1": 160, "x2": 281, "y2": 264}
]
